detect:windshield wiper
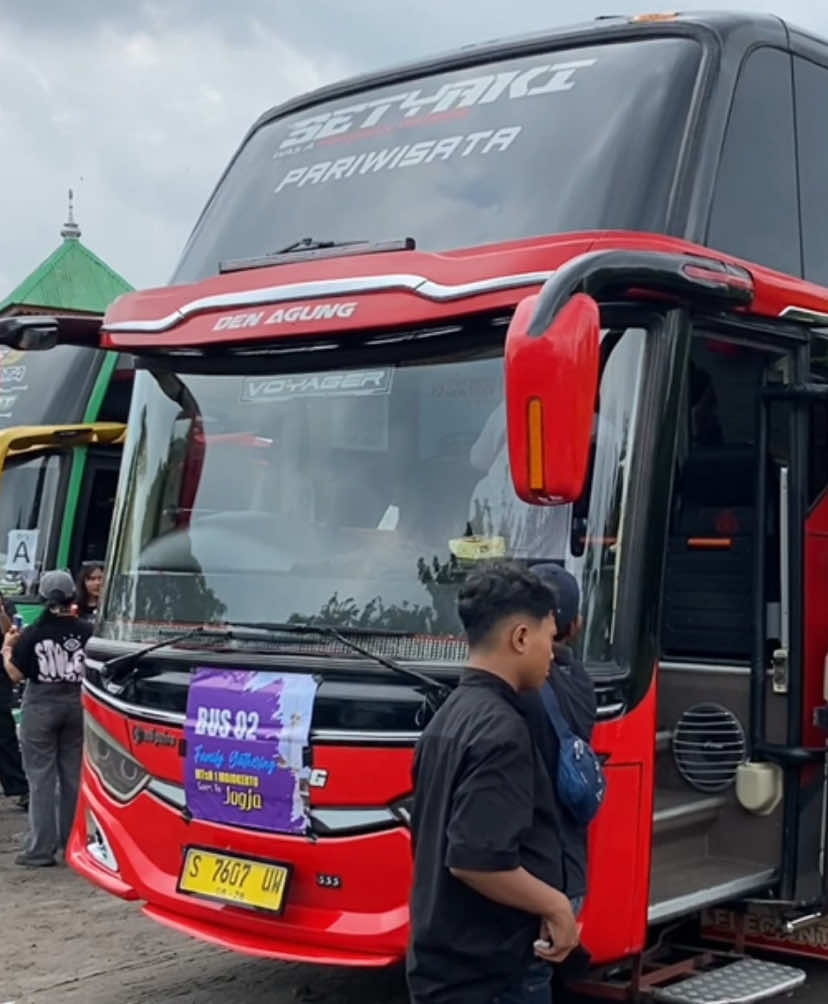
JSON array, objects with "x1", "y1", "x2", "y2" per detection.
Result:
[
  {"x1": 229, "y1": 620, "x2": 450, "y2": 709},
  {"x1": 219, "y1": 237, "x2": 415, "y2": 274},
  {"x1": 101, "y1": 626, "x2": 232, "y2": 690},
  {"x1": 277, "y1": 237, "x2": 368, "y2": 254},
  {"x1": 101, "y1": 623, "x2": 305, "y2": 690},
  {"x1": 101, "y1": 620, "x2": 451, "y2": 712}
]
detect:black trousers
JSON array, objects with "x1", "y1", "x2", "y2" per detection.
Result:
[{"x1": 0, "y1": 707, "x2": 28, "y2": 797}]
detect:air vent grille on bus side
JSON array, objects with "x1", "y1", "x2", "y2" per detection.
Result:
[{"x1": 672, "y1": 702, "x2": 746, "y2": 793}]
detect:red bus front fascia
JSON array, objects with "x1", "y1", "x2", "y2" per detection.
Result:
[
  {"x1": 9, "y1": 232, "x2": 828, "y2": 356},
  {"x1": 98, "y1": 230, "x2": 828, "y2": 355},
  {"x1": 70, "y1": 676, "x2": 656, "y2": 966},
  {"x1": 71, "y1": 690, "x2": 413, "y2": 966}
]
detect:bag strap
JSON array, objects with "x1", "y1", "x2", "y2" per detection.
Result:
[{"x1": 539, "y1": 682, "x2": 573, "y2": 743}]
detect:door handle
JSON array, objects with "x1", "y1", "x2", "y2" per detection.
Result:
[{"x1": 772, "y1": 648, "x2": 789, "y2": 694}]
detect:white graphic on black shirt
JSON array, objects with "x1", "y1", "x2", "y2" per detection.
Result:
[{"x1": 33, "y1": 637, "x2": 86, "y2": 682}]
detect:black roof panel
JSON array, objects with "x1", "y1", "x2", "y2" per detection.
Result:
[{"x1": 249, "y1": 10, "x2": 792, "y2": 134}]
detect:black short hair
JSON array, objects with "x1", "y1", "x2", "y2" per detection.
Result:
[{"x1": 457, "y1": 560, "x2": 558, "y2": 648}]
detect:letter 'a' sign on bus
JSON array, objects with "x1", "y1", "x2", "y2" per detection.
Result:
[
  {"x1": 504, "y1": 293, "x2": 600, "y2": 504},
  {"x1": 6, "y1": 529, "x2": 38, "y2": 572}
]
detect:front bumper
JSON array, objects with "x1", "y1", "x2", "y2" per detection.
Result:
[{"x1": 68, "y1": 763, "x2": 411, "y2": 966}]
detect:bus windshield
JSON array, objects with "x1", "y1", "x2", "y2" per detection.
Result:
[
  {"x1": 0, "y1": 344, "x2": 102, "y2": 428},
  {"x1": 173, "y1": 37, "x2": 702, "y2": 283},
  {"x1": 100, "y1": 328, "x2": 647, "y2": 666}
]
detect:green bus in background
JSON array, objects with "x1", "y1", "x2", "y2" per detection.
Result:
[
  {"x1": 0, "y1": 344, "x2": 133, "y2": 614},
  {"x1": 0, "y1": 345, "x2": 133, "y2": 726},
  {"x1": 0, "y1": 201, "x2": 134, "y2": 723}
]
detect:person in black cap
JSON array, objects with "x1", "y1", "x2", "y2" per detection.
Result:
[
  {"x1": 521, "y1": 563, "x2": 597, "y2": 999},
  {"x1": 3, "y1": 570, "x2": 92, "y2": 867}
]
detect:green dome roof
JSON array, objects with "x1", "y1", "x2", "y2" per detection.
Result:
[{"x1": 1, "y1": 191, "x2": 132, "y2": 315}]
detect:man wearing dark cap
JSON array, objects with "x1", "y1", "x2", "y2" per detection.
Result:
[
  {"x1": 521, "y1": 563, "x2": 597, "y2": 979},
  {"x1": 3, "y1": 571, "x2": 92, "y2": 867}
]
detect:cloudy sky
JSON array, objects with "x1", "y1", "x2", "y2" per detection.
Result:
[{"x1": 0, "y1": 0, "x2": 823, "y2": 297}]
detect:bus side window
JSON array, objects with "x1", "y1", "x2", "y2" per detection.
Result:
[
  {"x1": 72, "y1": 456, "x2": 121, "y2": 567},
  {"x1": 707, "y1": 47, "x2": 800, "y2": 277},
  {"x1": 795, "y1": 57, "x2": 828, "y2": 286}
]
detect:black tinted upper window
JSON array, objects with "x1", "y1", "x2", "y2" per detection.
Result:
[
  {"x1": 795, "y1": 57, "x2": 828, "y2": 286},
  {"x1": 173, "y1": 38, "x2": 701, "y2": 283},
  {"x1": 0, "y1": 345, "x2": 102, "y2": 429},
  {"x1": 708, "y1": 47, "x2": 800, "y2": 276},
  {"x1": 97, "y1": 355, "x2": 135, "y2": 425}
]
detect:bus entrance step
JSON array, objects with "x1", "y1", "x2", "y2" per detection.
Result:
[{"x1": 652, "y1": 957, "x2": 805, "y2": 1003}]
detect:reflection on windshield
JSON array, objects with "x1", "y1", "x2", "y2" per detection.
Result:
[
  {"x1": 0, "y1": 454, "x2": 62, "y2": 597},
  {"x1": 0, "y1": 345, "x2": 102, "y2": 429},
  {"x1": 102, "y1": 333, "x2": 646, "y2": 664},
  {"x1": 173, "y1": 38, "x2": 701, "y2": 282}
]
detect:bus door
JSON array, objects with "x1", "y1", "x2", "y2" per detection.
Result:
[
  {"x1": 655, "y1": 321, "x2": 828, "y2": 924},
  {"x1": 758, "y1": 347, "x2": 828, "y2": 913},
  {"x1": 703, "y1": 341, "x2": 828, "y2": 955}
]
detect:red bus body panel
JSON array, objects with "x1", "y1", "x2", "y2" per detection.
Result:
[
  {"x1": 71, "y1": 678, "x2": 656, "y2": 965},
  {"x1": 101, "y1": 231, "x2": 828, "y2": 354},
  {"x1": 72, "y1": 230, "x2": 828, "y2": 966}
]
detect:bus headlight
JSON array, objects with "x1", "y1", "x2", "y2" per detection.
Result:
[{"x1": 84, "y1": 716, "x2": 149, "y2": 803}]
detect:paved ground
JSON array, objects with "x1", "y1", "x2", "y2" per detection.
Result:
[
  {"x1": 0, "y1": 797, "x2": 407, "y2": 1003},
  {"x1": 1, "y1": 796, "x2": 827, "y2": 1003}
]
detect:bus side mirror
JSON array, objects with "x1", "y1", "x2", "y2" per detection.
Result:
[
  {"x1": 505, "y1": 292, "x2": 600, "y2": 504},
  {"x1": 0, "y1": 316, "x2": 59, "y2": 351},
  {"x1": 0, "y1": 314, "x2": 101, "y2": 351}
]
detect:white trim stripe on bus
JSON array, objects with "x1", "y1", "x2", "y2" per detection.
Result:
[
  {"x1": 659, "y1": 661, "x2": 751, "y2": 676},
  {"x1": 147, "y1": 777, "x2": 401, "y2": 833},
  {"x1": 780, "y1": 305, "x2": 828, "y2": 326},
  {"x1": 86, "y1": 675, "x2": 623, "y2": 727},
  {"x1": 104, "y1": 271, "x2": 553, "y2": 333}
]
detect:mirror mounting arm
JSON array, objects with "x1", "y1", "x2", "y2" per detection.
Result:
[
  {"x1": 0, "y1": 314, "x2": 102, "y2": 352},
  {"x1": 528, "y1": 249, "x2": 755, "y2": 337}
]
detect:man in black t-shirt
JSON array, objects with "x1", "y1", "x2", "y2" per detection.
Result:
[
  {"x1": 3, "y1": 571, "x2": 92, "y2": 867},
  {"x1": 407, "y1": 562, "x2": 579, "y2": 1004},
  {"x1": 0, "y1": 592, "x2": 28, "y2": 809}
]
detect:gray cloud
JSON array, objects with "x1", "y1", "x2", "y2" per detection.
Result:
[{"x1": 1, "y1": 0, "x2": 826, "y2": 296}]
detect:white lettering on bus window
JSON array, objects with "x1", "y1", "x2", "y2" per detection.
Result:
[{"x1": 274, "y1": 126, "x2": 523, "y2": 193}]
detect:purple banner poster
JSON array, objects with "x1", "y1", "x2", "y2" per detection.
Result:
[{"x1": 184, "y1": 668, "x2": 318, "y2": 834}]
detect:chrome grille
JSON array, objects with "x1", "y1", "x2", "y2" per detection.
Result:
[{"x1": 672, "y1": 703, "x2": 746, "y2": 793}]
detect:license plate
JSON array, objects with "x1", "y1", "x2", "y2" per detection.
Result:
[{"x1": 177, "y1": 848, "x2": 290, "y2": 914}]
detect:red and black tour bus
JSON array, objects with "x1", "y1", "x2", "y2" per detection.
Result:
[{"x1": 8, "y1": 10, "x2": 828, "y2": 1002}]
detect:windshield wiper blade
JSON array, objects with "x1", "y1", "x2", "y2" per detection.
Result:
[
  {"x1": 101, "y1": 621, "x2": 450, "y2": 712},
  {"x1": 101, "y1": 622, "x2": 302, "y2": 689},
  {"x1": 229, "y1": 620, "x2": 450, "y2": 708},
  {"x1": 277, "y1": 237, "x2": 367, "y2": 254},
  {"x1": 219, "y1": 237, "x2": 416, "y2": 274},
  {"x1": 101, "y1": 626, "x2": 229, "y2": 689}
]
